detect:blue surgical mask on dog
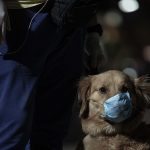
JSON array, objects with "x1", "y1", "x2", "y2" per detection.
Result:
[{"x1": 103, "y1": 92, "x2": 132, "y2": 123}]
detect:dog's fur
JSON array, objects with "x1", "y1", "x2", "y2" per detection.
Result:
[{"x1": 76, "y1": 70, "x2": 150, "y2": 150}]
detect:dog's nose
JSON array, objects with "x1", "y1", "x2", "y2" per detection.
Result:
[{"x1": 102, "y1": 92, "x2": 132, "y2": 123}]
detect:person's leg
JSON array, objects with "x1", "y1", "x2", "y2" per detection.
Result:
[
  {"x1": 0, "y1": 6, "x2": 40, "y2": 149},
  {"x1": 30, "y1": 27, "x2": 84, "y2": 150},
  {"x1": 0, "y1": 47, "x2": 37, "y2": 149}
]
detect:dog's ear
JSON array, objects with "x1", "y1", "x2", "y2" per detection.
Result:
[
  {"x1": 78, "y1": 76, "x2": 92, "y2": 118},
  {"x1": 134, "y1": 75, "x2": 150, "y2": 106}
]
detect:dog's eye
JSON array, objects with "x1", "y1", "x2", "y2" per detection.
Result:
[
  {"x1": 91, "y1": 99, "x2": 98, "y2": 103},
  {"x1": 121, "y1": 86, "x2": 128, "y2": 92},
  {"x1": 99, "y1": 87, "x2": 107, "y2": 94}
]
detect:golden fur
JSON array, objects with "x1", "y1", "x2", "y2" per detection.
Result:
[{"x1": 76, "y1": 70, "x2": 150, "y2": 150}]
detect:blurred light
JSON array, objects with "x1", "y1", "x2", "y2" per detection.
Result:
[
  {"x1": 103, "y1": 11, "x2": 123, "y2": 27},
  {"x1": 102, "y1": 29, "x2": 120, "y2": 44},
  {"x1": 118, "y1": 0, "x2": 139, "y2": 13},
  {"x1": 143, "y1": 46, "x2": 150, "y2": 62},
  {"x1": 123, "y1": 67, "x2": 138, "y2": 78}
]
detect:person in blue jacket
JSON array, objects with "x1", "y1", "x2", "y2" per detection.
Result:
[{"x1": 0, "y1": 0, "x2": 104, "y2": 149}]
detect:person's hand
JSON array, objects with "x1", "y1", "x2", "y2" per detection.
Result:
[
  {"x1": 84, "y1": 32, "x2": 107, "y2": 74},
  {"x1": 83, "y1": 15, "x2": 107, "y2": 75},
  {"x1": 0, "y1": 0, "x2": 6, "y2": 43}
]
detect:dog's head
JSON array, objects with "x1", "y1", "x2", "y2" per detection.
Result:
[{"x1": 78, "y1": 70, "x2": 150, "y2": 136}]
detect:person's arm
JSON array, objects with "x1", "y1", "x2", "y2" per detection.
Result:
[
  {"x1": 0, "y1": 0, "x2": 6, "y2": 43},
  {"x1": 50, "y1": 0, "x2": 107, "y2": 74}
]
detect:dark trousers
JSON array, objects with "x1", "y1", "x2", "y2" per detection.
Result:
[{"x1": 0, "y1": 4, "x2": 84, "y2": 150}]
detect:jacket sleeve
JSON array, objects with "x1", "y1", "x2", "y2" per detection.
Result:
[{"x1": 0, "y1": 0, "x2": 6, "y2": 43}]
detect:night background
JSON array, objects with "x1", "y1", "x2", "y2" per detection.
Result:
[{"x1": 64, "y1": 0, "x2": 150, "y2": 149}]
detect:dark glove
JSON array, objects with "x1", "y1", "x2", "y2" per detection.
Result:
[{"x1": 83, "y1": 25, "x2": 107, "y2": 75}]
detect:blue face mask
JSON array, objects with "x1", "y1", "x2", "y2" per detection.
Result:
[{"x1": 103, "y1": 92, "x2": 132, "y2": 123}]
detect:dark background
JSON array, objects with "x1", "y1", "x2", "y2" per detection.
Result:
[{"x1": 64, "y1": 1, "x2": 150, "y2": 149}]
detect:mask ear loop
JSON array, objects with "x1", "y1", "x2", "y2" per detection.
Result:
[
  {"x1": 86, "y1": 99, "x2": 104, "y2": 121},
  {"x1": 86, "y1": 111, "x2": 105, "y2": 121},
  {"x1": 0, "y1": 0, "x2": 49, "y2": 56}
]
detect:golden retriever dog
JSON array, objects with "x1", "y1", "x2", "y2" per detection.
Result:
[{"x1": 76, "y1": 70, "x2": 150, "y2": 150}]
